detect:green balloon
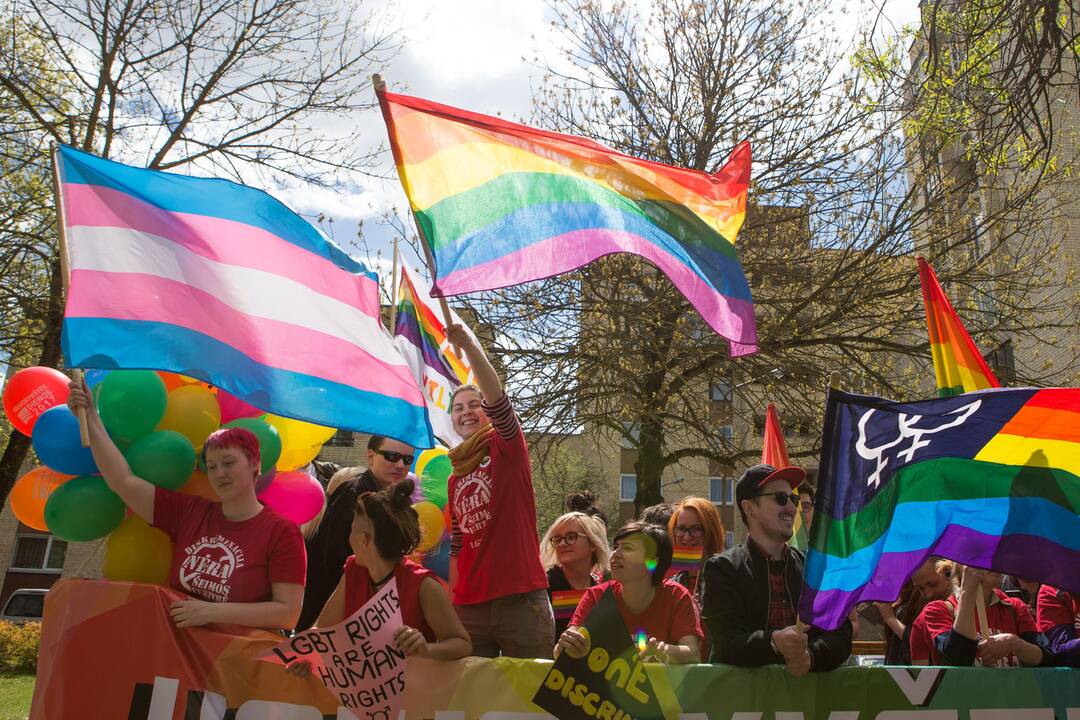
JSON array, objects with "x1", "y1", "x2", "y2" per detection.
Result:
[
  {"x1": 420, "y1": 454, "x2": 452, "y2": 508},
  {"x1": 223, "y1": 417, "x2": 281, "y2": 474},
  {"x1": 44, "y1": 475, "x2": 126, "y2": 542},
  {"x1": 125, "y1": 430, "x2": 196, "y2": 490},
  {"x1": 96, "y1": 370, "x2": 167, "y2": 444}
]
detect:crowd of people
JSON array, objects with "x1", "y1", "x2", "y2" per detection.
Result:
[{"x1": 65, "y1": 323, "x2": 1079, "y2": 672}]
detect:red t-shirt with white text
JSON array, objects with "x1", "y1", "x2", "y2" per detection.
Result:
[
  {"x1": 569, "y1": 579, "x2": 704, "y2": 647},
  {"x1": 153, "y1": 487, "x2": 306, "y2": 603},
  {"x1": 909, "y1": 589, "x2": 1036, "y2": 667},
  {"x1": 448, "y1": 395, "x2": 547, "y2": 605}
]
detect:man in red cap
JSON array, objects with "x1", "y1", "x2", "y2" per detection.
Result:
[{"x1": 699, "y1": 464, "x2": 852, "y2": 674}]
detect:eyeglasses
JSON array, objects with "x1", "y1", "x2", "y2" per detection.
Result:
[
  {"x1": 549, "y1": 532, "x2": 581, "y2": 547},
  {"x1": 800, "y1": 499, "x2": 814, "y2": 509},
  {"x1": 673, "y1": 525, "x2": 704, "y2": 539},
  {"x1": 373, "y1": 449, "x2": 414, "y2": 466},
  {"x1": 752, "y1": 491, "x2": 800, "y2": 507}
]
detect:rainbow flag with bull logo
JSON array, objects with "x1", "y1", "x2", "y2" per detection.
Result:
[
  {"x1": 376, "y1": 88, "x2": 757, "y2": 356},
  {"x1": 801, "y1": 387, "x2": 1080, "y2": 630}
]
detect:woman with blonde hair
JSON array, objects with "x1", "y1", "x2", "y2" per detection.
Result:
[
  {"x1": 540, "y1": 511, "x2": 611, "y2": 638},
  {"x1": 667, "y1": 496, "x2": 726, "y2": 596}
]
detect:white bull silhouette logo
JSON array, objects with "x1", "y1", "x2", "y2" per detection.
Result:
[{"x1": 855, "y1": 399, "x2": 982, "y2": 488}]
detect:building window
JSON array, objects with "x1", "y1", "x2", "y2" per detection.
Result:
[
  {"x1": 709, "y1": 477, "x2": 723, "y2": 503},
  {"x1": 11, "y1": 534, "x2": 67, "y2": 572},
  {"x1": 710, "y1": 379, "x2": 733, "y2": 402},
  {"x1": 725, "y1": 531, "x2": 735, "y2": 549},
  {"x1": 325, "y1": 429, "x2": 354, "y2": 447},
  {"x1": 724, "y1": 478, "x2": 735, "y2": 505},
  {"x1": 620, "y1": 474, "x2": 637, "y2": 502},
  {"x1": 984, "y1": 339, "x2": 1016, "y2": 385},
  {"x1": 719, "y1": 425, "x2": 734, "y2": 446},
  {"x1": 620, "y1": 422, "x2": 640, "y2": 450}
]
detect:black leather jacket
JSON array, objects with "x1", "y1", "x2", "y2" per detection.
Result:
[{"x1": 699, "y1": 541, "x2": 852, "y2": 670}]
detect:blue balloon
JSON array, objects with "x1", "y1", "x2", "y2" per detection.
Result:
[
  {"x1": 423, "y1": 541, "x2": 450, "y2": 581},
  {"x1": 32, "y1": 405, "x2": 98, "y2": 475}
]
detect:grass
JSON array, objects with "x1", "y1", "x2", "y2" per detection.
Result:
[{"x1": 0, "y1": 674, "x2": 34, "y2": 720}]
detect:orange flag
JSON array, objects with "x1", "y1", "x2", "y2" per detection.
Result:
[{"x1": 761, "y1": 403, "x2": 791, "y2": 467}]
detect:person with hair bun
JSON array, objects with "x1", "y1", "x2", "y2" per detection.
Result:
[
  {"x1": 307, "y1": 479, "x2": 471, "y2": 661},
  {"x1": 66, "y1": 378, "x2": 305, "y2": 631},
  {"x1": 565, "y1": 491, "x2": 608, "y2": 528},
  {"x1": 557, "y1": 521, "x2": 703, "y2": 665},
  {"x1": 540, "y1": 511, "x2": 610, "y2": 638}
]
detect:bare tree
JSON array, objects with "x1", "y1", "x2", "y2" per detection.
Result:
[
  {"x1": 471, "y1": 0, "x2": 1079, "y2": 514},
  {"x1": 0, "y1": 0, "x2": 401, "y2": 504}
]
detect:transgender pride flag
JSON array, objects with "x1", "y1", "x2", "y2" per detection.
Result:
[{"x1": 57, "y1": 146, "x2": 433, "y2": 448}]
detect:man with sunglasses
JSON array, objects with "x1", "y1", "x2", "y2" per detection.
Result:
[
  {"x1": 698, "y1": 464, "x2": 852, "y2": 674},
  {"x1": 295, "y1": 436, "x2": 416, "y2": 630}
]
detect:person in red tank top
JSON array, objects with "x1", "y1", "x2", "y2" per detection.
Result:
[{"x1": 302, "y1": 478, "x2": 471, "y2": 662}]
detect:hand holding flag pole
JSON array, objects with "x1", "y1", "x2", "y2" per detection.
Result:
[{"x1": 50, "y1": 143, "x2": 89, "y2": 447}]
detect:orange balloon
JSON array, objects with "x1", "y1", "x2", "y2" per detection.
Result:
[
  {"x1": 179, "y1": 470, "x2": 219, "y2": 501},
  {"x1": 158, "y1": 372, "x2": 216, "y2": 394},
  {"x1": 10, "y1": 467, "x2": 72, "y2": 530}
]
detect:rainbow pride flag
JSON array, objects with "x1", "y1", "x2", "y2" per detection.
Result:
[
  {"x1": 393, "y1": 263, "x2": 474, "y2": 445},
  {"x1": 57, "y1": 146, "x2": 433, "y2": 448},
  {"x1": 377, "y1": 89, "x2": 757, "y2": 356},
  {"x1": 551, "y1": 589, "x2": 587, "y2": 621},
  {"x1": 669, "y1": 546, "x2": 705, "y2": 575},
  {"x1": 919, "y1": 257, "x2": 1000, "y2": 397},
  {"x1": 801, "y1": 387, "x2": 1080, "y2": 630}
]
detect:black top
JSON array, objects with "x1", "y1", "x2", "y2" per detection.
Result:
[
  {"x1": 698, "y1": 542, "x2": 852, "y2": 670},
  {"x1": 295, "y1": 469, "x2": 381, "y2": 631},
  {"x1": 546, "y1": 565, "x2": 607, "y2": 639}
]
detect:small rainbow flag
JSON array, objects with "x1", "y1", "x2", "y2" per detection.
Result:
[
  {"x1": 377, "y1": 88, "x2": 757, "y2": 356},
  {"x1": 918, "y1": 257, "x2": 1000, "y2": 397},
  {"x1": 761, "y1": 403, "x2": 808, "y2": 551},
  {"x1": 802, "y1": 387, "x2": 1080, "y2": 630},
  {"x1": 669, "y1": 545, "x2": 704, "y2": 575},
  {"x1": 551, "y1": 589, "x2": 588, "y2": 621}
]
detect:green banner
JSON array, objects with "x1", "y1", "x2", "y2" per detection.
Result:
[{"x1": 404, "y1": 657, "x2": 1080, "y2": 719}]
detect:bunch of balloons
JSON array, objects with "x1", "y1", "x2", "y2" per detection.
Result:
[
  {"x1": 3, "y1": 366, "x2": 337, "y2": 585},
  {"x1": 410, "y1": 446, "x2": 454, "y2": 580}
]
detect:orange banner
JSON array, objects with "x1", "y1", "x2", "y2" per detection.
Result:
[{"x1": 30, "y1": 579, "x2": 339, "y2": 719}]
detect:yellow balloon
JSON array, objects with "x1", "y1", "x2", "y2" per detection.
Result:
[
  {"x1": 414, "y1": 446, "x2": 449, "y2": 478},
  {"x1": 265, "y1": 413, "x2": 336, "y2": 470},
  {"x1": 102, "y1": 515, "x2": 173, "y2": 585},
  {"x1": 413, "y1": 501, "x2": 445, "y2": 554},
  {"x1": 157, "y1": 385, "x2": 221, "y2": 450}
]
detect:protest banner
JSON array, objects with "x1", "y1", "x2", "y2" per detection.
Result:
[
  {"x1": 262, "y1": 578, "x2": 406, "y2": 719},
  {"x1": 30, "y1": 579, "x2": 1080, "y2": 719},
  {"x1": 533, "y1": 587, "x2": 665, "y2": 720}
]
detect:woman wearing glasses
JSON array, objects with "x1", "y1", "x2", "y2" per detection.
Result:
[
  {"x1": 296, "y1": 436, "x2": 416, "y2": 631},
  {"x1": 540, "y1": 511, "x2": 611, "y2": 638},
  {"x1": 667, "y1": 497, "x2": 726, "y2": 596},
  {"x1": 291, "y1": 478, "x2": 471, "y2": 674}
]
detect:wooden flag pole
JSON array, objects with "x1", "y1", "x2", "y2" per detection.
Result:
[
  {"x1": 50, "y1": 143, "x2": 89, "y2": 448},
  {"x1": 388, "y1": 238, "x2": 399, "y2": 332},
  {"x1": 372, "y1": 73, "x2": 459, "y2": 353},
  {"x1": 975, "y1": 586, "x2": 991, "y2": 641},
  {"x1": 796, "y1": 371, "x2": 843, "y2": 636}
]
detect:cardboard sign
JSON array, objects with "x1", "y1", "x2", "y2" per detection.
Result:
[
  {"x1": 533, "y1": 587, "x2": 663, "y2": 720},
  {"x1": 263, "y1": 578, "x2": 405, "y2": 719}
]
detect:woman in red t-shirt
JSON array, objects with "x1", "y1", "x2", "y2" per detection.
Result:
[
  {"x1": 557, "y1": 522, "x2": 703, "y2": 664},
  {"x1": 308, "y1": 479, "x2": 470, "y2": 660},
  {"x1": 68, "y1": 379, "x2": 305, "y2": 631}
]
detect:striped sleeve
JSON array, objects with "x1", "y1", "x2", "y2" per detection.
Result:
[{"x1": 482, "y1": 393, "x2": 519, "y2": 441}]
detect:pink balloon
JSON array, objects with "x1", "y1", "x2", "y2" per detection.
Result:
[
  {"x1": 257, "y1": 469, "x2": 324, "y2": 525},
  {"x1": 217, "y1": 390, "x2": 263, "y2": 423}
]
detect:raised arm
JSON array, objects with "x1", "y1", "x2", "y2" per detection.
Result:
[
  {"x1": 446, "y1": 324, "x2": 503, "y2": 405},
  {"x1": 66, "y1": 378, "x2": 154, "y2": 521}
]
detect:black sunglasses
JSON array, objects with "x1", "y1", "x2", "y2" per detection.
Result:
[
  {"x1": 752, "y1": 490, "x2": 800, "y2": 507},
  {"x1": 373, "y1": 449, "x2": 414, "y2": 466}
]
